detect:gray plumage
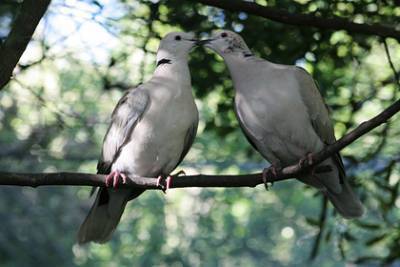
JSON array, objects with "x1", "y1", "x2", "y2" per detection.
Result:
[
  {"x1": 204, "y1": 30, "x2": 364, "y2": 218},
  {"x1": 78, "y1": 32, "x2": 199, "y2": 243}
]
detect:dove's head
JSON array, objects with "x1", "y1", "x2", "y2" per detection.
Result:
[
  {"x1": 200, "y1": 30, "x2": 252, "y2": 58},
  {"x1": 156, "y1": 32, "x2": 198, "y2": 63}
]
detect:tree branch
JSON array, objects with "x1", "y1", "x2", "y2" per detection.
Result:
[
  {"x1": 0, "y1": 0, "x2": 52, "y2": 90},
  {"x1": 0, "y1": 98, "x2": 399, "y2": 189},
  {"x1": 195, "y1": 0, "x2": 400, "y2": 41}
]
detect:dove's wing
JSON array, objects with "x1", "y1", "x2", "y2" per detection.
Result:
[
  {"x1": 97, "y1": 86, "x2": 149, "y2": 175},
  {"x1": 172, "y1": 120, "x2": 198, "y2": 171},
  {"x1": 79, "y1": 86, "x2": 149, "y2": 243},
  {"x1": 294, "y1": 67, "x2": 364, "y2": 217},
  {"x1": 294, "y1": 67, "x2": 336, "y2": 144},
  {"x1": 294, "y1": 67, "x2": 345, "y2": 175},
  {"x1": 234, "y1": 97, "x2": 261, "y2": 153}
]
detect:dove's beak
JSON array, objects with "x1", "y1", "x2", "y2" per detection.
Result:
[
  {"x1": 196, "y1": 39, "x2": 213, "y2": 46},
  {"x1": 183, "y1": 38, "x2": 201, "y2": 49},
  {"x1": 183, "y1": 38, "x2": 199, "y2": 43}
]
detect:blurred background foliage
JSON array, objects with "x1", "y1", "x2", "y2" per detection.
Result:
[{"x1": 0, "y1": 0, "x2": 399, "y2": 266}]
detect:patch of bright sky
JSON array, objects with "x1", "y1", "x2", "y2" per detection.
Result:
[
  {"x1": 0, "y1": 15, "x2": 12, "y2": 39},
  {"x1": 209, "y1": 9, "x2": 226, "y2": 28},
  {"x1": 20, "y1": 0, "x2": 126, "y2": 65},
  {"x1": 238, "y1": 12, "x2": 247, "y2": 20}
]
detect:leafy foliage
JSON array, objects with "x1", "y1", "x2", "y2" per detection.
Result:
[{"x1": 0, "y1": 0, "x2": 399, "y2": 266}]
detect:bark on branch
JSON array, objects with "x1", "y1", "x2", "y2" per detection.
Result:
[
  {"x1": 0, "y1": 0, "x2": 52, "y2": 90},
  {"x1": 0, "y1": 99, "x2": 399, "y2": 189},
  {"x1": 195, "y1": 0, "x2": 400, "y2": 41}
]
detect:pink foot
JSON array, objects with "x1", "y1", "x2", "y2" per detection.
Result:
[
  {"x1": 120, "y1": 173, "x2": 127, "y2": 184},
  {"x1": 156, "y1": 175, "x2": 163, "y2": 187},
  {"x1": 105, "y1": 171, "x2": 127, "y2": 188},
  {"x1": 156, "y1": 175, "x2": 167, "y2": 194},
  {"x1": 298, "y1": 152, "x2": 314, "y2": 168},
  {"x1": 174, "y1": 170, "x2": 186, "y2": 177},
  {"x1": 262, "y1": 165, "x2": 280, "y2": 190},
  {"x1": 156, "y1": 175, "x2": 174, "y2": 193},
  {"x1": 166, "y1": 176, "x2": 173, "y2": 190},
  {"x1": 307, "y1": 153, "x2": 314, "y2": 165}
]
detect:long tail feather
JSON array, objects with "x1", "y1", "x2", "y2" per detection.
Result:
[
  {"x1": 324, "y1": 179, "x2": 364, "y2": 218},
  {"x1": 77, "y1": 188, "x2": 143, "y2": 244}
]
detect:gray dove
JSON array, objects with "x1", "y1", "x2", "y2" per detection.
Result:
[
  {"x1": 202, "y1": 30, "x2": 364, "y2": 218},
  {"x1": 78, "y1": 32, "x2": 199, "y2": 243}
]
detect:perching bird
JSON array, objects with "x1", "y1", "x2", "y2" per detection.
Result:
[
  {"x1": 78, "y1": 32, "x2": 199, "y2": 243},
  {"x1": 201, "y1": 30, "x2": 364, "y2": 218}
]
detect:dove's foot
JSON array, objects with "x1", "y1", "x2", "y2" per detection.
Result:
[
  {"x1": 156, "y1": 175, "x2": 163, "y2": 188},
  {"x1": 262, "y1": 165, "x2": 280, "y2": 190},
  {"x1": 166, "y1": 176, "x2": 173, "y2": 190},
  {"x1": 105, "y1": 171, "x2": 127, "y2": 188},
  {"x1": 298, "y1": 152, "x2": 314, "y2": 169},
  {"x1": 298, "y1": 153, "x2": 333, "y2": 177},
  {"x1": 298, "y1": 152, "x2": 324, "y2": 178},
  {"x1": 174, "y1": 170, "x2": 186, "y2": 177},
  {"x1": 156, "y1": 175, "x2": 173, "y2": 193}
]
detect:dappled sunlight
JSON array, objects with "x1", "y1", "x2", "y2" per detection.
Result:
[{"x1": 1, "y1": 0, "x2": 400, "y2": 266}]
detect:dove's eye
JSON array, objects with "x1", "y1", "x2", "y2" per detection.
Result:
[
  {"x1": 221, "y1": 32, "x2": 227, "y2": 38},
  {"x1": 175, "y1": 35, "x2": 181, "y2": 41}
]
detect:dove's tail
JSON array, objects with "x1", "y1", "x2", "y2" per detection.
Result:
[
  {"x1": 77, "y1": 188, "x2": 144, "y2": 244},
  {"x1": 324, "y1": 178, "x2": 364, "y2": 218},
  {"x1": 299, "y1": 156, "x2": 364, "y2": 219}
]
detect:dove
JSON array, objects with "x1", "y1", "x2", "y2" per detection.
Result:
[
  {"x1": 78, "y1": 32, "x2": 199, "y2": 243},
  {"x1": 201, "y1": 30, "x2": 364, "y2": 218}
]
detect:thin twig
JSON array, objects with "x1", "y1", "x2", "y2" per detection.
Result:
[
  {"x1": 309, "y1": 197, "x2": 328, "y2": 261},
  {"x1": 382, "y1": 38, "x2": 400, "y2": 88}
]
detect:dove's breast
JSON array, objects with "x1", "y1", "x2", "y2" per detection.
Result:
[{"x1": 112, "y1": 82, "x2": 198, "y2": 177}]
